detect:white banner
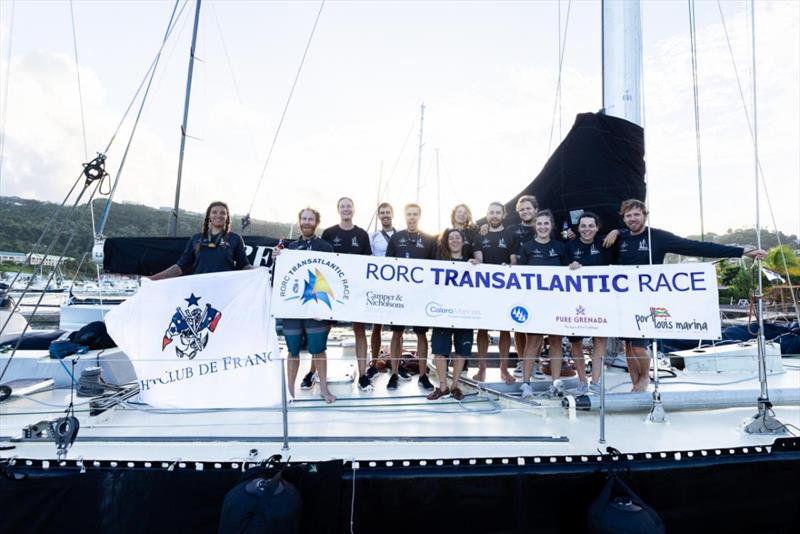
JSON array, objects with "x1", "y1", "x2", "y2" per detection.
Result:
[
  {"x1": 271, "y1": 250, "x2": 722, "y2": 339},
  {"x1": 106, "y1": 268, "x2": 282, "y2": 408}
]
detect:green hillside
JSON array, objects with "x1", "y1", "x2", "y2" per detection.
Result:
[{"x1": 0, "y1": 196, "x2": 292, "y2": 273}]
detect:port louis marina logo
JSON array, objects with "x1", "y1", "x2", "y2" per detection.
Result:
[
  {"x1": 279, "y1": 257, "x2": 350, "y2": 309},
  {"x1": 162, "y1": 293, "x2": 222, "y2": 360},
  {"x1": 634, "y1": 306, "x2": 710, "y2": 333},
  {"x1": 555, "y1": 305, "x2": 608, "y2": 331}
]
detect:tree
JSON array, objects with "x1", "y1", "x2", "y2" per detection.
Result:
[{"x1": 764, "y1": 245, "x2": 798, "y2": 272}]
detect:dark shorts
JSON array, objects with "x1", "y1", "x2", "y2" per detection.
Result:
[
  {"x1": 282, "y1": 319, "x2": 329, "y2": 356},
  {"x1": 624, "y1": 337, "x2": 650, "y2": 349},
  {"x1": 390, "y1": 325, "x2": 429, "y2": 334},
  {"x1": 431, "y1": 328, "x2": 473, "y2": 357},
  {"x1": 568, "y1": 336, "x2": 584, "y2": 343}
]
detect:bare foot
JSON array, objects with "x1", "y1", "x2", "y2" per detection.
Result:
[
  {"x1": 320, "y1": 390, "x2": 336, "y2": 404},
  {"x1": 472, "y1": 370, "x2": 486, "y2": 382},
  {"x1": 501, "y1": 371, "x2": 516, "y2": 384}
]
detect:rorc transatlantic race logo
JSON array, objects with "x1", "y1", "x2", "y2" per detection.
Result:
[
  {"x1": 162, "y1": 293, "x2": 222, "y2": 360},
  {"x1": 635, "y1": 306, "x2": 709, "y2": 333},
  {"x1": 555, "y1": 305, "x2": 608, "y2": 331},
  {"x1": 279, "y1": 256, "x2": 350, "y2": 309}
]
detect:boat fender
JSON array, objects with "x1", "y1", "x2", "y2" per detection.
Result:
[
  {"x1": 0, "y1": 384, "x2": 11, "y2": 403},
  {"x1": 218, "y1": 466, "x2": 301, "y2": 534},
  {"x1": 588, "y1": 473, "x2": 665, "y2": 534}
]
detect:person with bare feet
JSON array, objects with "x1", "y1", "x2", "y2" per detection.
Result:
[
  {"x1": 473, "y1": 202, "x2": 517, "y2": 384},
  {"x1": 385, "y1": 203, "x2": 437, "y2": 392},
  {"x1": 604, "y1": 199, "x2": 767, "y2": 392},
  {"x1": 322, "y1": 197, "x2": 374, "y2": 392},
  {"x1": 273, "y1": 207, "x2": 336, "y2": 403},
  {"x1": 566, "y1": 212, "x2": 613, "y2": 395},
  {"x1": 367, "y1": 202, "x2": 396, "y2": 382},
  {"x1": 515, "y1": 210, "x2": 569, "y2": 399},
  {"x1": 428, "y1": 229, "x2": 475, "y2": 401}
]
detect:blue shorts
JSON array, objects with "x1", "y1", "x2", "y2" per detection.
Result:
[
  {"x1": 390, "y1": 325, "x2": 429, "y2": 334},
  {"x1": 624, "y1": 337, "x2": 650, "y2": 349},
  {"x1": 283, "y1": 318, "x2": 329, "y2": 356},
  {"x1": 431, "y1": 328, "x2": 473, "y2": 357}
]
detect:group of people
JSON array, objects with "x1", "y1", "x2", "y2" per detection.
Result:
[{"x1": 153, "y1": 196, "x2": 767, "y2": 404}]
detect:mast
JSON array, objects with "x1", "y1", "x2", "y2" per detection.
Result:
[
  {"x1": 601, "y1": 0, "x2": 642, "y2": 125},
  {"x1": 168, "y1": 0, "x2": 202, "y2": 237},
  {"x1": 415, "y1": 103, "x2": 425, "y2": 203},
  {"x1": 744, "y1": 0, "x2": 785, "y2": 435}
]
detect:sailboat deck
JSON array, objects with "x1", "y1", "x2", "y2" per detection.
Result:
[{"x1": 2, "y1": 352, "x2": 799, "y2": 464}]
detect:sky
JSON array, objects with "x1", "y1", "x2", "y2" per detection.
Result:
[{"x1": 0, "y1": 0, "x2": 798, "y2": 239}]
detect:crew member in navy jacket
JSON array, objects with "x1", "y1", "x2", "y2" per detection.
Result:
[
  {"x1": 604, "y1": 198, "x2": 766, "y2": 392},
  {"x1": 150, "y1": 201, "x2": 251, "y2": 280}
]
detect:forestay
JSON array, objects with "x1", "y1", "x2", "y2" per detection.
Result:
[
  {"x1": 106, "y1": 268, "x2": 282, "y2": 408},
  {"x1": 272, "y1": 250, "x2": 721, "y2": 339}
]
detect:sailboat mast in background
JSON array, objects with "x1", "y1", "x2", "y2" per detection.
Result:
[{"x1": 168, "y1": 0, "x2": 202, "y2": 237}]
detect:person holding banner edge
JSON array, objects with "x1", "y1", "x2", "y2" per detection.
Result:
[
  {"x1": 273, "y1": 207, "x2": 337, "y2": 404},
  {"x1": 385, "y1": 203, "x2": 437, "y2": 392},
  {"x1": 604, "y1": 198, "x2": 767, "y2": 392},
  {"x1": 150, "y1": 201, "x2": 252, "y2": 280},
  {"x1": 428, "y1": 228, "x2": 478, "y2": 400},
  {"x1": 321, "y1": 197, "x2": 374, "y2": 393}
]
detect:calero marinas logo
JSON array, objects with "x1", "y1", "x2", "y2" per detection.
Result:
[{"x1": 162, "y1": 293, "x2": 222, "y2": 360}]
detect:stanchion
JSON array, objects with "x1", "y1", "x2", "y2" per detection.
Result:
[
  {"x1": 647, "y1": 340, "x2": 668, "y2": 423},
  {"x1": 599, "y1": 353, "x2": 606, "y2": 444},
  {"x1": 280, "y1": 357, "x2": 290, "y2": 451}
]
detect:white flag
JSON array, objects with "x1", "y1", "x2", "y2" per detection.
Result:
[{"x1": 105, "y1": 268, "x2": 283, "y2": 408}]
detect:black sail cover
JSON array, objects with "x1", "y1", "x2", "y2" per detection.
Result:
[
  {"x1": 103, "y1": 236, "x2": 280, "y2": 275},
  {"x1": 501, "y1": 112, "x2": 645, "y2": 231}
]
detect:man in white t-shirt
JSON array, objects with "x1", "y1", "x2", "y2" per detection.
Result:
[{"x1": 366, "y1": 202, "x2": 395, "y2": 379}]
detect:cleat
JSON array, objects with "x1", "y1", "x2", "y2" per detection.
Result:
[{"x1": 520, "y1": 383, "x2": 533, "y2": 399}]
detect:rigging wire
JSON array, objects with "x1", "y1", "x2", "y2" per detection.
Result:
[
  {"x1": 545, "y1": 0, "x2": 572, "y2": 158},
  {"x1": 245, "y1": 0, "x2": 326, "y2": 221},
  {"x1": 69, "y1": 0, "x2": 89, "y2": 160},
  {"x1": 96, "y1": 0, "x2": 187, "y2": 237},
  {"x1": 0, "y1": 179, "x2": 106, "y2": 383},
  {"x1": 715, "y1": 0, "x2": 800, "y2": 321},
  {"x1": 687, "y1": 0, "x2": 705, "y2": 244},
  {"x1": 0, "y1": 0, "x2": 16, "y2": 196}
]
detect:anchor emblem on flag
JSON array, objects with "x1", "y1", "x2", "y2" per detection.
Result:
[{"x1": 161, "y1": 293, "x2": 222, "y2": 359}]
